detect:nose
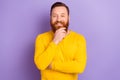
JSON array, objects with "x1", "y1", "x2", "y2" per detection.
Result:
[{"x1": 57, "y1": 16, "x2": 61, "y2": 21}]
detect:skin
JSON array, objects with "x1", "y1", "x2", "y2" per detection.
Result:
[{"x1": 51, "y1": 6, "x2": 70, "y2": 44}]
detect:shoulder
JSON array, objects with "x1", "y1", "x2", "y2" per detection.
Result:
[
  {"x1": 70, "y1": 30, "x2": 86, "y2": 41},
  {"x1": 35, "y1": 30, "x2": 53, "y2": 41}
]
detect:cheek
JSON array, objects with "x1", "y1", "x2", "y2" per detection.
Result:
[
  {"x1": 62, "y1": 17, "x2": 68, "y2": 22},
  {"x1": 51, "y1": 20, "x2": 56, "y2": 24},
  {"x1": 51, "y1": 17, "x2": 57, "y2": 22},
  {"x1": 63, "y1": 19, "x2": 68, "y2": 23}
]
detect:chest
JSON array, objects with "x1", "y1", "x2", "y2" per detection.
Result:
[{"x1": 56, "y1": 39, "x2": 78, "y2": 60}]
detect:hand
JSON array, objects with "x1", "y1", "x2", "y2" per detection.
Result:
[
  {"x1": 53, "y1": 28, "x2": 67, "y2": 44},
  {"x1": 47, "y1": 64, "x2": 52, "y2": 69}
]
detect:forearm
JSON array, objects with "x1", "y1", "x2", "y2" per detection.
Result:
[
  {"x1": 34, "y1": 42, "x2": 57, "y2": 70},
  {"x1": 51, "y1": 35, "x2": 87, "y2": 74},
  {"x1": 51, "y1": 59, "x2": 86, "y2": 73}
]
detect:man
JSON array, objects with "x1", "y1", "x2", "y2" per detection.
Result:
[{"x1": 34, "y1": 2, "x2": 87, "y2": 80}]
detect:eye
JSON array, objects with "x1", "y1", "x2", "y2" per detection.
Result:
[
  {"x1": 52, "y1": 15, "x2": 57, "y2": 18},
  {"x1": 61, "y1": 15, "x2": 65, "y2": 17}
]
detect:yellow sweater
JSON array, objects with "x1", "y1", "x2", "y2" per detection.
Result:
[{"x1": 34, "y1": 30, "x2": 87, "y2": 80}]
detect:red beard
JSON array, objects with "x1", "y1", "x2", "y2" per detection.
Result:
[{"x1": 50, "y1": 20, "x2": 69, "y2": 32}]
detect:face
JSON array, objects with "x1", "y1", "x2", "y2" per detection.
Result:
[{"x1": 50, "y1": 6, "x2": 69, "y2": 32}]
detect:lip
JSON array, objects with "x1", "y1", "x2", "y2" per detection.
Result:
[{"x1": 56, "y1": 23, "x2": 63, "y2": 26}]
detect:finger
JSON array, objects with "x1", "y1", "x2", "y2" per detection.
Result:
[
  {"x1": 56, "y1": 28, "x2": 66, "y2": 33},
  {"x1": 55, "y1": 30, "x2": 66, "y2": 35},
  {"x1": 56, "y1": 28, "x2": 66, "y2": 32}
]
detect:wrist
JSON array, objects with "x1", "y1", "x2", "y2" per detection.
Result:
[
  {"x1": 53, "y1": 40, "x2": 59, "y2": 44},
  {"x1": 47, "y1": 64, "x2": 52, "y2": 69}
]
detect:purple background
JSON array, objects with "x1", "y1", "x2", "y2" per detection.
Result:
[{"x1": 0, "y1": 0, "x2": 120, "y2": 80}]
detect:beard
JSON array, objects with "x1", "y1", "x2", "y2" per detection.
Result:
[{"x1": 50, "y1": 19, "x2": 69, "y2": 33}]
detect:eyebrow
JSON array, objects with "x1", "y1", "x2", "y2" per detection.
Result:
[
  {"x1": 61, "y1": 13, "x2": 65, "y2": 15},
  {"x1": 52, "y1": 13, "x2": 65, "y2": 15}
]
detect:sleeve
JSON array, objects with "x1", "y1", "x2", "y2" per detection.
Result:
[
  {"x1": 34, "y1": 35, "x2": 58, "y2": 70},
  {"x1": 51, "y1": 35, "x2": 87, "y2": 74}
]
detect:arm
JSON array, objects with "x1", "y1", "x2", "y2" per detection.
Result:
[
  {"x1": 51, "y1": 35, "x2": 87, "y2": 74},
  {"x1": 35, "y1": 28, "x2": 67, "y2": 70},
  {"x1": 34, "y1": 35, "x2": 57, "y2": 70}
]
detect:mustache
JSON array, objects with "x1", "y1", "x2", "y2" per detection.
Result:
[{"x1": 54, "y1": 21, "x2": 64, "y2": 25}]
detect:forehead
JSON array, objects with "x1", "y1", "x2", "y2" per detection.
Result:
[{"x1": 52, "y1": 6, "x2": 68, "y2": 14}]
